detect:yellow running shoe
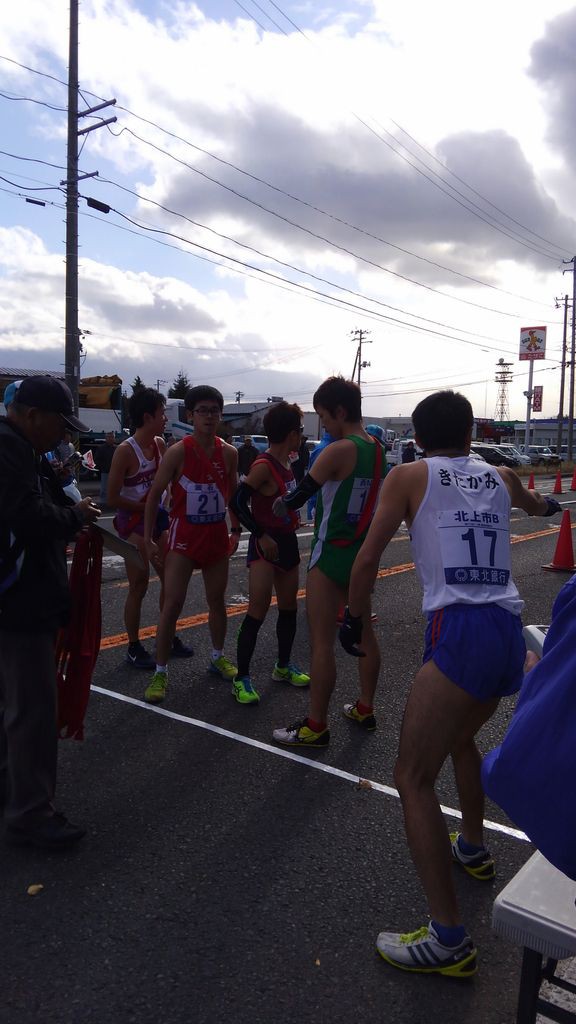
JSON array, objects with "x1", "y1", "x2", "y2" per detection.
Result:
[
  {"x1": 209, "y1": 655, "x2": 238, "y2": 681},
  {"x1": 144, "y1": 671, "x2": 167, "y2": 705}
]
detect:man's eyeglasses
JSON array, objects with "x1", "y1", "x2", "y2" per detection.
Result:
[{"x1": 194, "y1": 406, "x2": 220, "y2": 416}]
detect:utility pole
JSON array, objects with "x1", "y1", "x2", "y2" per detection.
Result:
[
  {"x1": 555, "y1": 294, "x2": 571, "y2": 455},
  {"x1": 562, "y1": 258, "x2": 576, "y2": 461},
  {"x1": 350, "y1": 328, "x2": 372, "y2": 387},
  {"x1": 64, "y1": 0, "x2": 116, "y2": 415}
]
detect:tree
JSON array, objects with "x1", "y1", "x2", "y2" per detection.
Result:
[
  {"x1": 131, "y1": 375, "x2": 144, "y2": 393},
  {"x1": 168, "y1": 370, "x2": 191, "y2": 398}
]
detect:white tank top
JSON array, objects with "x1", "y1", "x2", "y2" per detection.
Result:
[
  {"x1": 119, "y1": 436, "x2": 161, "y2": 503},
  {"x1": 409, "y1": 456, "x2": 523, "y2": 615}
]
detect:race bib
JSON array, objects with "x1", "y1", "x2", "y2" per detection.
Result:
[
  {"x1": 346, "y1": 477, "x2": 382, "y2": 523},
  {"x1": 185, "y1": 482, "x2": 226, "y2": 524},
  {"x1": 437, "y1": 508, "x2": 511, "y2": 586}
]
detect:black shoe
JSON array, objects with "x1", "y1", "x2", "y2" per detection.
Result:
[
  {"x1": 6, "y1": 812, "x2": 86, "y2": 850},
  {"x1": 171, "y1": 636, "x2": 194, "y2": 659},
  {"x1": 125, "y1": 641, "x2": 155, "y2": 670}
]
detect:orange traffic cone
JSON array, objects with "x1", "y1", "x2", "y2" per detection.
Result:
[
  {"x1": 554, "y1": 472, "x2": 563, "y2": 494},
  {"x1": 527, "y1": 473, "x2": 535, "y2": 490},
  {"x1": 571, "y1": 468, "x2": 576, "y2": 491},
  {"x1": 543, "y1": 510, "x2": 576, "y2": 572}
]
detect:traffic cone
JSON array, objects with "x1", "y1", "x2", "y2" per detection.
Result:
[
  {"x1": 543, "y1": 510, "x2": 576, "y2": 572},
  {"x1": 527, "y1": 473, "x2": 535, "y2": 490},
  {"x1": 554, "y1": 472, "x2": 563, "y2": 494},
  {"x1": 571, "y1": 468, "x2": 576, "y2": 491}
]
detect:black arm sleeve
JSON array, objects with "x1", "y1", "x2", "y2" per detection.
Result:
[
  {"x1": 229, "y1": 482, "x2": 264, "y2": 537},
  {"x1": 281, "y1": 473, "x2": 321, "y2": 510}
]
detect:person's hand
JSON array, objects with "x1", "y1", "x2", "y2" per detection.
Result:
[
  {"x1": 145, "y1": 539, "x2": 162, "y2": 571},
  {"x1": 272, "y1": 497, "x2": 289, "y2": 519},
  {"x1": 77, "y1": 497, "x2": 101, "y2": 523},
  {"x1": 228, "y1": 531, "x2": 240, "y2": 555},
  {"x1": 543, "y1": 496, "x2": 562, "y2": 517},
  {"x1": 338, "y1": 607, "x2": 365, "y2": 657},
  {"x1": 524, "y1": 650, "x2": 541, "y2": 674},
  {"x1": 258, "y1": 534, "x2": 279, "y2": 561}
]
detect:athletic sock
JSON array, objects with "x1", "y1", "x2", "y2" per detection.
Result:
[
  {"x1": 155, "y1": 664, "x2": 167, "y2": 675},
  {"x1": 211, "y1": 649, "x2": 223, "y2": 662},
  {"x1": 276, "y1": 608, "x2": 297, "y2": 666},
  {"x1": 236, "y1": 614, "x2": 264, "y2": 676},
  {"x1": 431, "y1": 920, "x2": 467, "y2": 947},
  {"x1": 306, "y1": 717, "x2": 327, "y2": 733},
  {"x1": 356, "y1": 700, "x2": 373, "y2": 716},
  {"x1": 457, "y1": 835, "x2": 486, "y2": 856}
]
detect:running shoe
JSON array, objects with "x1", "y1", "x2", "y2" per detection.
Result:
[
  {"x1": 171, "y1": 636, "x2": 194, "y2": 659},
  {"x1": 450, "y1": 832, "x2": 495, "y2": 881},
  {"x1": 209, "y1": 655, "x2": 238, "y2": 681},
  {"x1": 342, "y1": 701, "x2": 377, "y2": 730},
  {"x1": 144, "y1": 671, "x2": 167, "y2": 704},
  {"x1": 232, "y1": 675, "x2": 260, "y2": 705},
  {"x1": 376, "y1": 923, "x2": 477, "y2": 977},
  {"x1": 126, "y1": 642, "x2": 155, "y2": 670},
  {"x1": 272, "y1": 718, "x2": 330, "y2": 747},
  {"x1": 271, "y1": 663, "x2": 310, "y2": 687}
]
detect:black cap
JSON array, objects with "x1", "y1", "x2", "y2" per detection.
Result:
[{"x1": 13, "y1": 376, "x2": 90, "y2": 432}]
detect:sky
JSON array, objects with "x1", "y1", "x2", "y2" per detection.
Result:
[{"x1": 0, "y1": 0, "x2": 575, "y2": 419}]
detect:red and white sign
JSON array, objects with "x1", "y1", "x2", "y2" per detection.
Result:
[
  {"x1": 532, "y1": 386, "x2": 543, "y2": 412},
  {"x1": 519, "y1": 326, "x2": 546, "y2": 361}
]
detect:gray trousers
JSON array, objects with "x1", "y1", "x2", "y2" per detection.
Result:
[{"x1": 0, "y1": 629, "x2": 58, "y2": 825}]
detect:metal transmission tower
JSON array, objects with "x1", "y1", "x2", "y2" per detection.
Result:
[
  {"x1": 64, "y1": 0, "x2": 116, "y2": 414},
  {"x1": 494, "y1": 358, "x2": 513, "y2": 421}
]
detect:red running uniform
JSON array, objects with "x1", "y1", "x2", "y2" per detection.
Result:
[{"x1": 167, "y1": 436, "x2": 230, "y2": 567}]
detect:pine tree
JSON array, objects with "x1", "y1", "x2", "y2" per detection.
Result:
[
  {"x1": 131, "y1": 375, "x2": 144, "y2": 393},
  {"x1": 168, "y1": 370, "x2": 191, "y2": 398}
]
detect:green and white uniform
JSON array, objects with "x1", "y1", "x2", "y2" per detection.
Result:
[{"x1": 309, "y1": 435, "x2": 386, "y2": 588}]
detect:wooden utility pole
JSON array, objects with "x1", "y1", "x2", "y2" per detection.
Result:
[
  {"x1": 64, "y1": 0, "x2": 116, "y2": 414},
  {"x1": 555, "y1": 294, "x2": 570, "y2": 456},
  {"x1": 350, "y1": 328, "x2": 372, "y2": 387}
]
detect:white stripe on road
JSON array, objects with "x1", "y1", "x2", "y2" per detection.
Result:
[{"x1": 91, "y1": 684, "x2": 529, "y2": 843}]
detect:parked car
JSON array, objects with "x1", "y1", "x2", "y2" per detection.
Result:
[
  {"x1": 519, "y1": 445, "x2": 561, "y2": 467},
  {"x1": 231, "y1": 434, "x2": 268, "y2": 452},
  {"x1": 469, "y1": 443, "x2": 519, "y2": 468},
  {"x1": 497, "y1": 444, "x2": 531, "y2": 466}
]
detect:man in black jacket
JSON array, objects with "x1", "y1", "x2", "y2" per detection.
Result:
[{"x1": 0, "y1": 376, "x2": 100, "y2": 849}]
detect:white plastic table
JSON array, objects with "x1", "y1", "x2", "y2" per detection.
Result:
[{"x1": 492, "y1": 852, "x2": 576, "y2": 1023}]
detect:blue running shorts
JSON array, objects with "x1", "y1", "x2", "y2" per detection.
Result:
[{"x1": 423, "y1": 603, "x2": 524, "y2": 700}]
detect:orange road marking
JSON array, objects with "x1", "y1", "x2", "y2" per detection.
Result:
[{"x1": 99, "y1": 526, "x2": 570, "y2": 650}]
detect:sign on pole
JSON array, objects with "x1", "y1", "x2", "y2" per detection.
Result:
[
  {"x1": 519, "y1": 326, "x2": 546, "y2": 361},
  {"x1": 532, "y1": 386, "x2": 543, "y2": 412}
]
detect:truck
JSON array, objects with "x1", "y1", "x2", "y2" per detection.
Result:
[{"x1": 386, "y1": 438, "x2": 424, "y2": 465}]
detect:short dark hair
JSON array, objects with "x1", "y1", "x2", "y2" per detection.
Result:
[
  {"x1": 128, "y1": 387, "x2": 165, "y2": 429},
  {"x1": 412, "y1": 390, "x2": 474, "y2": 451},
  {"x1": 263, "y1": 401, "x2": 303, "y2": 443},
  {"x1": 184, "y1": 385, "x2": 224, "y2": 412},
  {"x1": 313, "y1": 376, "x2": 362, "y2": 422}
]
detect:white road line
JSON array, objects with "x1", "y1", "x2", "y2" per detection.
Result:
[{"x1": 91, "y1": 684, "x2": 529, "y2": 843}]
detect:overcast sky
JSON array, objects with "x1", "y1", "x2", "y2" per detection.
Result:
[{"x1": 0, "y1": 0, "x2": 575, "y2": 419}]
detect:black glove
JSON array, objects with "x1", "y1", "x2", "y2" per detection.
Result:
[
  {"x1": 543, "y1": 496, "x2": 562, "y2": 517},
  {"x1": 338, "y1": 607, "x2": 365, "y2": 658}
]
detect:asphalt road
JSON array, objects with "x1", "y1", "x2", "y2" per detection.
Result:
[{"x1": 2, "y1": 479, "x2": 575, "y2": 1024}]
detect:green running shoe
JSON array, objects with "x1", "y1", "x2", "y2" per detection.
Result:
[
  {"x1": 232, "y1": 675, "x2": 260, "y2": 705},
  {"x1": 144, "y1": 671, "x2": 167, "y2": 705},
  {"x1": 209, "y1": 655, "x2": 238, "y2": 681},
  {"x1": 271, "y1": 663, "x2": 310, "y2": 687}
]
